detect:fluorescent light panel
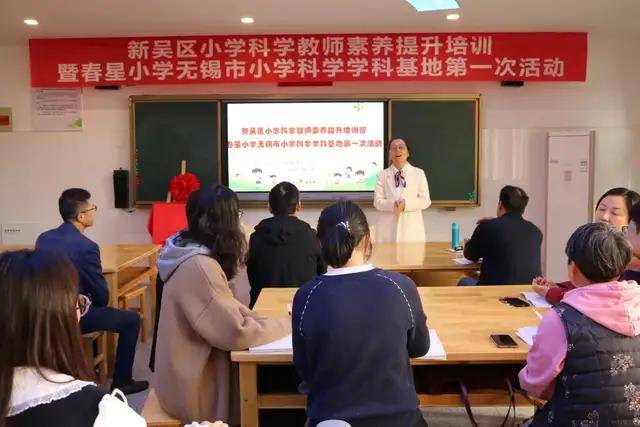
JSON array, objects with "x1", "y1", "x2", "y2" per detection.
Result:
[{"x1": 405, "y1": 0, "x2": 459, "y2": 12}]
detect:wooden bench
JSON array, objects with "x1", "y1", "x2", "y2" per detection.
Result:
[{"x1": 142, "y1": 389, "x2": 181, "y2": 427}]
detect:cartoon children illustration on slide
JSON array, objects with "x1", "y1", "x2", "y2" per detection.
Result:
[
  {"x1": 252, "y1": 168, "x2": 263, "y2": 185},
  {"x1": 333, "y1": 172, "x2": 342, "y2": 185},
  {"x1": 345, "y1": 166, "x2": 353, "y2": 180}
]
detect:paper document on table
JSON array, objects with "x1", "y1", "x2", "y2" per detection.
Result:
[
  {"x1": 453, "y1": 258, "x2": 475, "y2": 265},
  {"x1": 516, "y1": 326, "x2": 538, "y2": 347},
  {"x1": 416, "y1": 330, "x2": 447, "y2": 360},
  {"x1": 521, "y1": 292, "x2": 552, "y2": 308},
  {"x1": 249, "y1": 334, "x2": 292, "y2": 353}
]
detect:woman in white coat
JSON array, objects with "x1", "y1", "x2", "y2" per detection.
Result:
[{"x1": 374, "y1": 138, "x2": 431, "y2": 242}]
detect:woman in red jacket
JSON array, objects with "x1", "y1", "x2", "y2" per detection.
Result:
[{"x1": 533, "y1": 187, "x2": 640, "y2": 304}]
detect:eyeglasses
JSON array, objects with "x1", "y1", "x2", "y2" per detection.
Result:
[
  {"x1": 79, "y1": 204, "x2": 98, "y2": 214},
  {"x1": 77, "y1": 294, "x2": 91, "y2": 317}
]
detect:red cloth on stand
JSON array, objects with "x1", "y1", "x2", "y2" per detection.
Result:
[{"x1": 147, "y1": 203, "x2": 187, "y2": 245}]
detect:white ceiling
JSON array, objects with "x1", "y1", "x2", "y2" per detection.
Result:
[{"x1": 1, "y1": 0, "x2": 639, "y2": 45}]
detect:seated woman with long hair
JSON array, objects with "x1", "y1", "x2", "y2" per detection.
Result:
[
  {"x1": 153, "y1": 186, "x2": 290, "y2": 425},
  {"x1": 0, "y1": 250, "x2": 144, "y2": 427}
]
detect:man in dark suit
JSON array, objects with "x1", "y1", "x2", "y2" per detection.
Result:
[
  {"x1": 461, "y1": 185, "x2": 543, "y2": 286},
  {"x1": 36, "y1": 188, "x2": 148, "y2": 394}
]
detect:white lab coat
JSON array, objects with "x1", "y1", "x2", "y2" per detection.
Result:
[{"x1": 373, "y1": 163, "x2": 431, "y2": 243}]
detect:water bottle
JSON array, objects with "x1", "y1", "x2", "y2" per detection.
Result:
[{"x1": 451, "y1": 222, "x2": 459, "y2": 250}]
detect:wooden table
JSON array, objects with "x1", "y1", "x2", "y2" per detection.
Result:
[
  {"x1": 0, "y1": 243, "x2": 159, "y2": 308},
  {"x1": 231, "y1": 285, "x2": 540, "y2": 427},
  {"x1": 369, "y1": 242, "x2": 480, "y2": 285},
  {"x1": 101, "y1": 244, "x2": 160, "y2": 308},
  {"x1": 370, "y1": 242, "x2": 478, "y2": 271}
]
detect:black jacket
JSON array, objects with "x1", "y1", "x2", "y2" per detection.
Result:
[
  {"x1": 247, "y1": 215, "x2": 326, "y2": 308},
  {"x1": 464, "y1": 212, "x2": 542, "y2": 285}
]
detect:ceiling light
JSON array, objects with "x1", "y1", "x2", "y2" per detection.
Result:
[
  {"x1": 405, "y1": 0, "x2": 459, "y2": 12},
  {"x1": 446, "y1": 13, "x2": 460, "y2": 20},
  {"x1": 241, "y1": 17, "x2": 254, "y2": 24},
  {"x1": 24, "y1": 18, "x2": 39, "y2": 26}
]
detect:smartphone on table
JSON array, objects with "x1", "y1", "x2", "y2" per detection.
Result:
[
  {"x1": 490, "y1": 334, "x2": 518, "y2": 348},
  {"x1": 499, "y1": 297, "x2": 530, "y2": 307}
]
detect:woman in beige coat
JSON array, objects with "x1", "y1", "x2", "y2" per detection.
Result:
[
  {"x1": 374, "y1": 138, "x2": 431, "y2": 242},
  {"x1": 153, "y1": 186, "x2": 290, "y2": 425}
]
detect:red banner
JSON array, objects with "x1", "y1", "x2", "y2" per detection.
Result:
[{"x1": 29, "y1": 32, "x2": 587, "y2": 87}]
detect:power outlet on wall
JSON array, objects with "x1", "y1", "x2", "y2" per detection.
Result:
[{"x1": 1, "y1": 222, "x2": 43, "y2": 245}]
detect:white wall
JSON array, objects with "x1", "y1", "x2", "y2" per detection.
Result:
[{"x1": 1, "y1": 31, "x2": 639, "y2": 252}]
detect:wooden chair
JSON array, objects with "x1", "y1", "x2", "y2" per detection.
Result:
[
  {"x1": 142, "y1": 389, "x2": 182, "y2": 427},
  {"x1": 82, "y1": 331, "x2": 108, "y2": 384},
  {"x1": 118, "y1": 283, "x2": 148, "y2": 342},
  {"x1": 116, "y1": 265, "x2": 158, "y2": 343},
  {"x1": 117, "y1": 266, "x2": 155, "y2": 296}
]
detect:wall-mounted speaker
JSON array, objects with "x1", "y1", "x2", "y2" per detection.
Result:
[{"x1": 113, "y1": 169, "x2": 130, "y2": 209}]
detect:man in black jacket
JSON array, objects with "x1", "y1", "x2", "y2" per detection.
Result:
[
  {"x1": 247, "y1": 182, "x2": 326, "y2": 308},
  {"x1": 461, "y1": 185, "x2": 543, "y2": 286}
]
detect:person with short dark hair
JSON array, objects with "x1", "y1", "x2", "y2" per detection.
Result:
[
  {"x1": 247, "y1": 182, "x2": 326, "y2": 308},
  {"x1": 460, "y1": 185, "x2": 542, "y2": 286},
  {"x1": 519, "y1": 222, "x2": 640, "y2": 425},
  {"x1": 292, "y1": 201, "x2": 429, "y2": 427},
  {"x1": 497, "y1": 184, "x2": 529, "y2": 215},
  {"x1": 36, "y1": 188, "x2": 147, "y2": 395},
  {"x1": 49, "y1": 189, "x2": 107, "y2": 304},
  {"x1": 154, "y1": 186, "x2": 290, "y2": 424},
  {"x1": 0, "y1": 250, "x2": 144, "y2": 426},
  {"x1": 533, "y1": 187, "x2": 640, "y2": 304}
]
